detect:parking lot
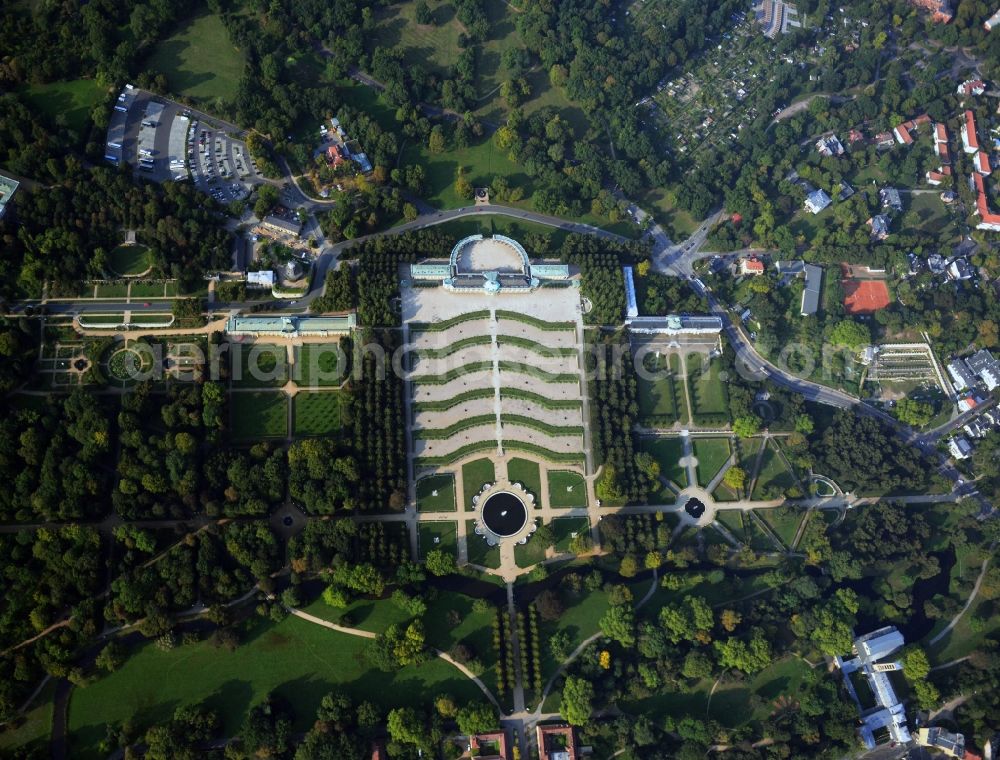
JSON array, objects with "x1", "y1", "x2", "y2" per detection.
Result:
[{"x1": 106, "y1": 86, "x2": 260, "y2": 203}]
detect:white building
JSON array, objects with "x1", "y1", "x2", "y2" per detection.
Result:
[
  {"x1": 949, "y1": 436, "x2": 974, "y2": 460},
  {"x1": 804, "y1": 188, "x2": 832, "y2": 214}
]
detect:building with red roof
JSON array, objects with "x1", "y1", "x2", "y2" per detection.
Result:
[
  {"x1": 962, "y1": 110, "x2": 980, "y2": 153},
  {"x1": 926, "y1": 166, "x2": 952, "y2": 185},
  {"x1": 909, "y1": 0, "x2": 953, "y2": 22},
  {"x1": 957, "y1": 79, "x2": 987, "y2": 97},
  {"x1": 740, "y1": 256, "x2": 765, "y2": 275},
  {"x1": 537, "y1": 725, "x2": 580, "y2": 760},
  {"x1": 973, "y1": 172, "x2": 1000, "y2": 231},
  {"x1": 976, "y1": 152, "x2": 992, "y2": 176},
  {"x1": 471, "y1": 731, "x2": 511, "y2": 759}
]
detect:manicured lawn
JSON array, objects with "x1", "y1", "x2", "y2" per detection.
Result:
[
  {"x1": 552, "y1": 517, "x2": 590, "y2": 553},
  {"x1": 687, "y1": 354, "x2": 729, "y2": 418},
  {"x1": 20, "y1": 78, "x2": 105, "y2": 136},
  {"x1": 95, "y1": 283, "x2": 128, "y2": 299},
  {"x1": 145, "y1": 12, "x2": 246, "y2": 104},
  {"x1": 637, "y1": 352, "x2": 685, "y2": 423},
  {"x1": 231, "y1": 343, "x2": 288, "y2": 388},
  {"x1": 638, "y1": 437, "x2": 687, "y2": 489},
  {"x1": 537, "y1": 589, "x2": 611, "y2": 683},
  {"x1": 692, "y1": 438, "x2": 731, "y2": 487},
  {"x1": 230, "y1": 392, "x2": 287, "y2": 439},
  {"x1": 300, "y1": 595, "x2": 412, "y2": 633},
  {"x1": 756, "y1": 507, "x2": 804, "y2": 549},
  {"x1": 465, "y1": 520, "x2": 501, "y2": 569},
  {"x1": 931, "y1": 597, "x2": 1000, "y2": 663},
  {"x1": 416, "y1": 474, "x2": 457, "y2": 512},
  {"x1": 423, "y1": 590, "x2": 500, "y2": 694},
  {"x1": 67, "y1": 615, "x2": 482, "y2": 759},
  {"x1": 514, "y1": 530, "x2": 548, "y2": 568},
  {"x1": 292, "y1": 392, "x2": 342, "y2": 436},
  {"x1": 751, "y1": 443, "x2": 797, "y2": 499},
  {"x1": 372, "y1": 0, "x2": 465, "y2": 77},
  {"x1": 714, "y1": 509, "x2": 744, "y2": 536},
  {"x1": 547, "y1": 471, "x2": 587, "y2": 508},
  {"x1": 507, "y1": 458, "x2": 542, "y2": 506},
  {"x1": 418, "y1": 521, "x2": 457, "y2": 559},
  {"x1": 295, "y1": 343, "x2": 344, "y2": 387},
  {"x1": 108, "y1": 244, "x2": 151, "y2": 276},
  {"x1": 0, "y1": 679, "x2": 54, "y2": 755},
  {"x1": 461, "y1": 458, "x2": 496, "y2": 508},
  {"x1": 130, "y1": 281, "x2": 171, "y2": 298}
]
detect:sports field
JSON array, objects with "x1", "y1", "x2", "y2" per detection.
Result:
[
  {"x1": 67, "y1": 615, "x2": 482, "y2": 759},
  {"x1": 292, "y1": 392, "x2": 342, "y2": 436},
  {"x1": 842, "y1": 279, "x2": 890, "y2": 315},
  {"x1": 231, "y1": 392, "x2": 288, "y2": 439},
  {"x1": 145, "y1": 13, "x2": 246, "y2": 104}
]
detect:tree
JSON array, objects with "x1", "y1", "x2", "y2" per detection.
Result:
[
  {"x1": 456, "y1": 702, "x2": 496, "y2": 735},
  {"x1": 619, "y1": 554, "x2": 638, "y2": 578},
  {"x1": 893, "y1": 398, "x2": 934, "y2": 428},
  {"x1": 829, "y1": 319, "x2": 871, "y2": 349},
  {"x1": 254, "y1": 184, "x2": 280, "y2": 219},
  {"x1": 714, "y1": 630, "x2": 772, "y2": 673},
  {"x1": 560, "y1": 676, "x2": 594, "y2": 725},
  {"x1": 599, "y1": 604, "x2": 636, "y2": 647},
  {"x1": 455, "y1": 167, "x2": 474, "y2": 200},
  {"x1": 428, "y1": 125, "x2": 447, "y2": 154},
  {"x1": 414, "y1": 0, "x2": 433, "y2": 24},
  {"x1": 732, "y1": 415, "x2": 762, "y2": 438},
  {"x1": 95, "y1": 641, "x2": 126, "y2": 672},
  {"x1": 719, "y1": 609, "x2": 742, "y2": 632},
  {"x1": 722, "y1": 466, "x2": 746, "y2": 492},
  {"x1": 425, "y1": 548, "x2": 456, "y2": 576},
  {"x1": 322, "y1": 586, "x2": 350, "y2": 608}
]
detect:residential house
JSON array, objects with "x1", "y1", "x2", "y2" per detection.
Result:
[
  {"x1": 801, "y1": 264, "x2": 824, "y2": 316},
  {"x1": 916, "y1": 726, "x2": 966, "y2": 757},
  {"x1": 838, "y1": 180, "x2": 856, "y2": 200},
  {"x1": 0, "y1": 174, "x2": 17, "y2": 219},
  {"x1": 909, "y1": 0, "x2": 953, "y2": 22},
  {"x1": 875, "y1": 131, "x2": 896, "y2": 149},
  {"x1": 894, "y1": 113, "x2": 930, "y2": 145},
  {"x1": 973, "y1": 173, "x2": 1000, "y2": 231},
  {"x1": 837, "y1": 626, "x2": 911, "y2": 750},
  {"x1": 957, "y1": 79, "x2": 987, "y2": 97},
  {"x1": 261, "y1": 215, "x2": 302, "y2": 238},
  {"x1": 325, "y1": 144, "x2": 345, "y2": 167},
  {"x1": 948, "y1": 257, "x2": 975, "y2": 281},
  {"x1": 740, "y1": 256, "x2": 766, "y2": 275},
  {"x1": 847, "y1": 128, "x2": 865, "y2": 144},
  {"x1": 879, "y1": 187, "x2": 903, "y2": 212},
  {"x1": 987, "y1": 8, "x2": 1000, "y2": 30},
  {"x1": 907, "y1": 253, "x2": 924, "y2": 275},
  {"x1": 926, "y1": 166, "x2": 952, "y2": 185},
  {"x1": 816, "y1": 134, "x2": 845, "y2": 157},
  {"x1": 975, "y1": 151, "x2": 992, "y2": 176},
  {"x1": 868, "y1": 214, "x2": 891, "y2": 240},
  {"x1": 949, "y1": 436, "x2": 974, "y2": 459},
  {"x1": 958, "y1": 394, "x2": 980, "y2": 414},
  {"x1": 934, "y1": 123, "x2": 951, "y2": 161},
  {"x1": 805, "y1": 188, "x2": 832, "y2": 214},
  {"x1": 537, "y1": 724, "x2": 580, "y2": 760},
  {"x1": 927, "y1": 253, "x2": 948, "y2": 274},
  {"x1": 962, "y1": 110, "x2": 981, "y2": 154},
  {"x1": 967, "y1": 349, "x2": 1000, "y2": 390},
  {"x1": 370, "y1": 741, "x2": 387, "y2": 760},
  {"x1": 947, "y1": 358, "x2": 977, "y2": 391},
  {"x1": 941, "y1": 189, "x2": 958, "y2": 203},
  {"x1": 246, "y1": 270, "x2": 275, "y2": 289}
]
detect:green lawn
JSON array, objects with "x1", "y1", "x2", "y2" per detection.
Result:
[
  {"x1": 751, "y1": 443, "x2": 797, "y2": 499},
  {"x1": 231, "y1": 343, "x2": 288, "y2": 388},
  {"x1": 687, "y1": 354, "x2": 729, "y2": 419},
  {"x1": 418, "y1": 521, "x2": 457, "y2": 559},
  {"x1": 108, "y1": 244, "x2": 151, "y2": 276},
  {"x1": 514, "y1": 529, "x2": 548, "y2": 568},
  {"x1": 67, "y1": 615, "x2": 482, "y2": 759},
  {"x1": 465, "y1": 520, "x2": 501, "y2": 569},
  {"x1": 231, "y1": 392, "x2": 288, "y2": 439},
  {"x1": 692, "y1": 438, "x2": 731, "y2": 487},
  {"x1": 637, "y1": 352, "x2": 685, "y2": 424},
  {"x1": 372, "y1": 0, "x2": 465, "y2": 78},
  {"x1": 295, "y1": 343, "x2": 344, "y2": 387},
  {"x1": 300, "y1": 595, "x2": 412, "y2": 633},
  {"x1": 20, "y1": 78, "x2": 105, "y2": 136},
  {"x1": 0, "y1": 680, "x2": 54, "y2": 755},
  {"x1": 507, "y1": 458, "x2": 542, "y2": 506},
  {"x1": 638, "y1": 437, "x2": 687, "y2": 489},
  {"x1": 552, "y1": 517, "x2": 590, "y2": 553},
  {"x1": 416, "y1": 474, "x2": 457, "y2": 512},
  {"x1": 423, "y1": 590, "x2": 500, "y2": 695},
  {"x1": 145, "y1": 12, "x2": 246, "y2": 104},
  {"x1": 547, "y1": 471, "x2": 587, "y2": 508},
  {"x1": 756, "y1": 507, "x2": 804, "y2": 549},
  {"x1": 292, "y1": 392, "x2": 342, "y2": 437},
  {"x1": 461, "y1": 458, "x2": 496, "y2": 509},
  {"x1": 537, "y1": 588, "x2": 611, "y2": 683}
]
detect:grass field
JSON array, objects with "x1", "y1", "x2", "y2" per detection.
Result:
[
  {"x1": 231, "y1": 392, "x2": 287, "y2": 439},
  {"x1": 514, "y1": 528, "x2": 548, "y2": 567},
  {"x1": 692, "y1": 438, "x2": 731, "y2": 487},
  {"x1": 637, "y1": 352, "x2": 685, "y2": 423},
  {"x1": 461, "y1": 458, "x2": 496, "y2": 508},
  {"x1": 416, "y1": 474, "x2": 457, "y2": 512},
  {"x1": 638, "y1": 437, "x2": 687, "y2": 489},
  {"x1": 108, "y1": 244, "x2": 151, "y2": 276},
  {"x1": 372, "y1": 0, "x2": 465, "y2": 77},
  {"x1": 231, "y1": 343, "x2": 287, "y2": 388},
  {"x1": 0, "y1": 680, "x2": 54, "y2": 755},
  {"x1": 20, "y1": 78, "x2": 105, "y2": 137},
  {"x1": 67, "y1": 615, "x2": 482, "y2": 759},
  {"x1": 757, "y1": 507, "x2": 804, "y2": 549},
  {"x1": 751, "y1": 443, "x2": 797, "y2": 499},
  {"x1": 552, "y1": 517, "x2": 590, "y2": 553},
  {"x1": 547, "y1": 471, "x2": 587, "y2": 508},
  {"x1": 423, "y1": 589, "x2": 500, "y2": 695},
  {"x1": 145, "y1": 13, "x2": 245, "y2": 104},
  {"x1": 418, "y1": 520, "x2": 458, "y2": 558},
  {"x1": 300, "y1": 595, "x2": 412, "y2": 633},
  {"x1": 687, "y1": 354, "x2": 729, "y2": 418},
  {"x1": 295, "y1": 343, "x2": 343, "y2": 387},
  {"x1": 537, "y1": 588, "x2": 611, "y2": 683},
  {"x1": 292, "y1": 392, "x2": 342, "y2": 436},
  {"x1": 507, "y1": 458, "x2": 542, "y2": 506},
  {"x1": 465, "y1": 520, "x2": 502, "y2": 568}
]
